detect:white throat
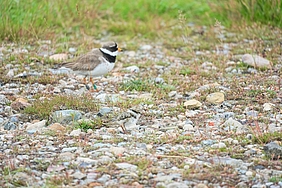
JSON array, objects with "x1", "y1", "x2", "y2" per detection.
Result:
[{"x1": 100, "y1": 48, "x2": 118, "y2": 56}]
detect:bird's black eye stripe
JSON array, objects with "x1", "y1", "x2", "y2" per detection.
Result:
[{"x1": 107, "y1": 43, "x2": 118, "y2": 52}]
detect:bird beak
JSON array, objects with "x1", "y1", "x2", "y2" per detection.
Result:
[{"x1": 118, "y1": 47, "x2": 123, "y2": 52}]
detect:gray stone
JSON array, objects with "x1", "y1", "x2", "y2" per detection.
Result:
[
  {"x1": 4, "y1": 121, "x2": 17, "y2": 130},
  {"x1": 246, "y1": 110, "x2": 258, "y2": 118},
  {"x1": 235, "y1": 182, "x2": 248, "y2": 188},
  {"x1": 166, "y1": 182, "x2": 188, "y2": 188},
  {"x1": 263, "y1": 142, "x2": 282, "y2": 159},
  {"x1": 140, "y1": 44, "x2": 152, "y2": 50},
  {"x1": 210, "y1": 157, "x2": 250, "y2": 168},
  {"x1": 62, "y1": 147, "x2": 78, "y2": 152},
  {"x1": 183, "y1": 124, "x2": 194, "y2": 131},
  {"x1": 52, "y1": 110, "x2": 82, "y2": 124},
  {"x1": 215, "y1": 112, "x2": 234, "y2": 119},
  {"x1": 97, "y1": 174, "x2": 111, "y2": 183},
  {"x1": 76, "y1": 157, "x2": 98, "y2": 165},
  {"x1": 242, "y1": 54, "x2": 271, "y2": 68},
  {"x1": 96, "y1": 93, "x2": 121, "y2": 103},
  {"x1": 72, "y1": 171, "x2": 86, "y2": 179},
  {"x1": 26, "y1": 120, "x2": 46, "y2": 132},
  {"x1": 154, "y1": 175, "x2": 174, "y2": 182},
  {"x1": 68, "y1": 47, "x2": 76, "y2": 53},
  {"x1": 0, "y1": 94, "x2": 9, "y2": 104},
  {"x1": 70, "y1": 129, "x2": 82, "y2": 137},
  {"x1": 222, "y1": 118, "x2": 247, "y2": 134},
  {"x1": 194, "y1": 183, "x2": 208, "y2": 188},
  {"x1": 218, "y1": 142, "x2": 227, "y2": 148},
  {"x1": 98, "y1": 155, "x2": 113, "y2": 164},
  {"x1": 87, "y1": 172, "x2": 98, "y2": 179},
  {"x1": 168, "y1": 91, "x2": 177, "y2": 97},
  {"x1": 97, "y1": 107, "x2": 112, "y2": 117},
  {"x1": 155, "y1": 77, "x2": 164, "y2": 84},
  {"x1": 115, "y1": 163, "x2": 138, "y2": 171},
  {"x1": 13, "y1": 172, "x2": 34, "y2": 186},
  {"x1": 110, "y1": 147, "x2": 126, "y2": 156},
  {"x1": 202, "y1": 140, "x2": 215, "y2": 146},
  {"x1": 0, "y1": 117, "x2": 4, "y2": 124},
  {"x1": 263, "y1": 103, "x2": 275, "y2": 111},
  {"x1": 124, "y1": 65, "x2": 140, "y2": 73}
]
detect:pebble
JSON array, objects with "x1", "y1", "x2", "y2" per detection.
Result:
[
  {"x1": 70, "y1": 129, "x2": 83, "y2": 136},
  {"x1": 124, "y1": 65, "x2": 140, "y2": 73},
  {"x1": 26, "y1": 120, "x2": 47, "y2": 133},
  {"x1": 263, "y1": 142, "x2": 282, "y2": 159},
  {"x1": 97, "y1": 107, "x2": 112, "y2": 117},
  {"x1": 184, "y1": 99, "x2": 202, "y2": 109},
  {"x1": 246, "y1": 171, "x2": 253, "y2": 177},
  {"x1": 0, "y1": 94, "x2": 9, "y2": 104},
  {"x1": 52, "y1": 110, "x2": 82, "y2": 124},
  {"x1": 242, "y1": 54, "x2": 271, "y2": 68},
  {"x1": 206, "y1": 92, "x2": 225, "y2": 104},
  {"x1": 168, "y1": 91, "x2": 177, "y2": 97},
  {"x1": 97, "y1": 174, "x2": 111, "y2": 183},
  {"x1": 155, "y1": 77, "x2": 164, "y2": 84},
  {"x1": 10, "y1": 97, "x2": 31, "y2": 110},
  {"x1": 3, "y1": 121, "x2": 17, "y2": 130},
  {"x1": 183, "y1": 124, "x2": 194, "y2": 131},
  {"x1": 48, "y1": 123, "x2": 66, "y2": 132},
  {"x1": 110, "y1": 147, "x2": 126, "y2": 156},
  {"x1": 115, "y1": 163, "x2": 138, "y2": 171},
  {"x1": 222, "y1": 118, "x2": 247, "y2": 134},
  {"x1": 195, "y1": 184, "x2": 208, "y2": 188},
  {"x1": 68, "y1": 47, "x2": 77, "y2": 53},
  {"x1": 166, "y1": 182, "x2": 189, "y2": 188},
  {"x1": 140, "y1": 44, "x2": 153, "y2": 50},
  {"x1": 263, "y1": 103, "x2": 275, "y2": 111},
  {"x1": 72, "y1": 171, "x2": 86, "y2": 179},
  {"x1": 49, "y1": 53, "x2": 68, "y2": 61},
  {"x1": 95, "y1": 93, "x2": 121, "y2": 103}
]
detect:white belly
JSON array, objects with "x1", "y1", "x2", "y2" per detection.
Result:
[{"x1": 74, "y1": 60, "x2": 115, "y2": 77}]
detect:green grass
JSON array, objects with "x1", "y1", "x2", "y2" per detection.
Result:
[
  {"x1": 0, "y1": 0, "x2": 210, "y2": 41},
  {"x1": 24, "y1": 94, "x2": 99, "y2": 120},
  {"x1": 1, "y1": 0, "x2": 281, "y2": 41}
]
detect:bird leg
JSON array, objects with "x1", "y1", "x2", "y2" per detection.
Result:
[
  {"x1": 120, "y1": 124, "x2": 128, "y2": 134},
  {"x1": 83, "y1": 76, "x2": 90, "y2": 90},
  {"x1": 90, "y1": 77, "x2": 98, "y2": 92}
]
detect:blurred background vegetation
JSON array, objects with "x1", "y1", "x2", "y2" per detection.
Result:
[{"x1": 0, "y1": 0, "x2": 281, "y2": 41}]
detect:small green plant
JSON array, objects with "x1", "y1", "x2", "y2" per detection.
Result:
[
  {"x1": 252, "y1": 131, "x2": 282, "y2": 144},
  {"x1": 180, "y1": 67, "x2": 194, "y2": 76},
  {"x1": 45, "y1": 172, "x2": 72, "y2": 187},
  {"x1": 247, "y1": 89, "x2": 263, "y2": 97},
  {"x1": 119, "y1": 79, "x2": 175, "y2": 96},
  {"x1": 175, "y1": 135, "x2": 193, "y2": 143},
  {"x1": 74, "y1": 118, "x2": 103, "y2": 131},
  {"x1": 120, "y1": 79, "x2": 151, "y2": 92},
  {"x1": 269, "y1": 176, "x2": 282, "y2": 183},
  {"x1": 75, "y1": 120, "x2": 94, "y2": 131}
]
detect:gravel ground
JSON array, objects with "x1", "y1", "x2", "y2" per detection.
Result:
[{"x1": 0, "y1": 27, "x2": 282, "y2": 188}]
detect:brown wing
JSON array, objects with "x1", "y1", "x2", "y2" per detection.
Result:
[{"x1": 60, "y1": 49, "x2": 103, "y2": 71}]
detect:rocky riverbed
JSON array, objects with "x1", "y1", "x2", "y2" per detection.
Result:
[{"x1": 0, "y1": 26, "x2": 282, "y2": 187}]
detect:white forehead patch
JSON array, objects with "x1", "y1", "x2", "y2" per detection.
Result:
[{"x1": 100, "y1": 48, "x2": 118, "y2": 56}]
